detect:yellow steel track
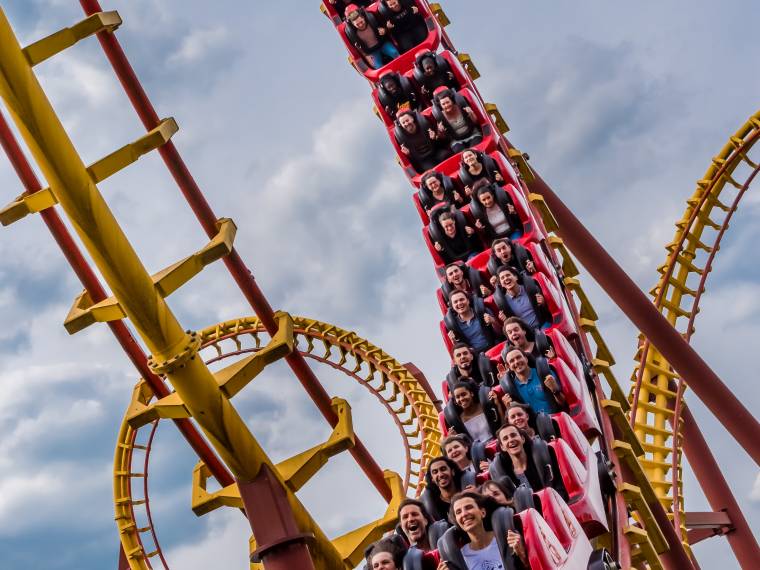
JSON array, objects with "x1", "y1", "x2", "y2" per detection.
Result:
[
  {"x1": 629, "y1": 110, "x2": 760, "y2": 544},
  {"x1": 114, "y1": 315, "x2": 441, "y2": 569}
]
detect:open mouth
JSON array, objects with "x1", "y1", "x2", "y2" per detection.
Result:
[{"x1": 406, "y1": 521, "x2": 421, "y2": 537}]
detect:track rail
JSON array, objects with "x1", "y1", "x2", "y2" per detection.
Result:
[
  {"x1": 630, "y1": 111, "x2": 760, "y2": 547},
  {"x1": 320, "y1": 2, "x2": 688, "y2": 567},
  {"x1": 113, "y1": 316, "x2": 441, "y2": 568}
]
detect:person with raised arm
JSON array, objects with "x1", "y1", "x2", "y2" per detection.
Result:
[{"x1": 437, "y1": 491, "x2": 528, "y2": 569}]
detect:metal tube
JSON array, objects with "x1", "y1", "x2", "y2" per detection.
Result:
[
  {"x1": 78, "y1": 0, "x2": 391, "y2": 501},
  {"x1": 680, "y1": 407, "x2": 760, "y2": 568},
  {"x1": 526, "y1": 171, "x2": 760, "y2": 465},
  {"x1": 0, "y1": 11, "x2": 343, "y2": 567},
  {"x1": 0, "y1": 109, "x2": 235, "y2": 489}
]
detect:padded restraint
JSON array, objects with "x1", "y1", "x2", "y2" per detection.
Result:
[
  {"x1": 437, "y1": 527, "x2": 467, "y2": 570},
  {"x1": 491, "y1": 506, "x2": 520, "y2": 570}
]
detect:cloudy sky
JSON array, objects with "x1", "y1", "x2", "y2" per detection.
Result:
[{"x1": 0, "y1": 1, "x2": 758, "y2": 568}]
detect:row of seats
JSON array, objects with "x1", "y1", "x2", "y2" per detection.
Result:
[{"x1": 322, "y1": 2, "x2": 616, "y2": 569}]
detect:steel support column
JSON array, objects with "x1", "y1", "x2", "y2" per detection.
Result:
[
  {"x1": 78, "y1": 0, "x2": 391, "y2": 502},
  {"x1": 680, "y1": 406, "x2": 760, "y2": 568},
  {"x1": 525, "y1": 172, "x2": 760, "y2": 465},
  {"x1": 0, "y1": 10, "x2": 343, "y2": 567},
  {"x1": 0, "y1": 109, "x2": 235, "y2": 490}
]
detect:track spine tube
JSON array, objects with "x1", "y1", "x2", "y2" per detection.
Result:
[
  {"x1": 77, "y1": 0, "x2": 391, "y2": 503},
  {"x1": 680, "y1": 406, "x2": 760, "y2": 567},
  {"x1": 525, "y1": 172, "x2": 760, "y2": 465},
  {"x1": 0, "y1": 110, "x2": 234, "y2": 489}
]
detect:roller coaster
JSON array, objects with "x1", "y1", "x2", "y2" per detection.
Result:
[{"x1": 0, "y1": 1, "x2": 757, "y2": 569}]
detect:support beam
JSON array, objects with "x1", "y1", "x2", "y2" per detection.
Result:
[
  {"x1": 78, "y1": 0, "x2": 391, "y2": 503},
  {"x1": 680, "y1": 406, "x2": 760, "y2": 567},
  {"x1": 525, "y1": 171, "x2": 760, "y2": 465},
  {"x1": 0, "y1": 12, "x2": 343, "y2": 566},
  {"x1": 0, "y1": 109, "x2": 234, "y2": 490}
]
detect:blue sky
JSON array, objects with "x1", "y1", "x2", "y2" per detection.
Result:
[{"x1": 0, "y1": 1, "x2": 758, "y2": 568}]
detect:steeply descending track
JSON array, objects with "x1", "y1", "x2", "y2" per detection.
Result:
[
  {"x1": 630, "y1": 110, "x2": 760, "y2": 564},
  {"x1": 0, "y1": 2, "x2": 757, "y2": 568}
]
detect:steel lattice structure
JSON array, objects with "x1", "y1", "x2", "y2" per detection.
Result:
[{"x1": 0, "y1": 2, "x2": 757, "y2": 569}]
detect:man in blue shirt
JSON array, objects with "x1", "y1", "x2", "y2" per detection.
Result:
[
  {"x1": 446, "y1": 291, "x2": 498, "y2": 352},
  {"x1": 502, "y1": 347, "x2": 565, "y2": 414},
  {"x1": 495, "y1": 266, "x2": 544, "y2": 329}
]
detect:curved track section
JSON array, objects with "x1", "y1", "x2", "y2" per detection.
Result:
[
  {"x1": 114, "y1": 316, "x2": 442, "y2": 569},
  {"x1": 629, "y1": 110, "x2": 760, "y2": 540}
]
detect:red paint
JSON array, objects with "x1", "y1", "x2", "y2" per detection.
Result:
[{"x1": 526, "y1": 172, "x2": 760, "y2": 465}]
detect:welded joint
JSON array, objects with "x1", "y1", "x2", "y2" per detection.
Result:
[
  {"x1": 0, "y1": 118, "x2": 178, "y2": 226},
  {"x1": 275, "y1": 397, "x2": 356, "y2": 493},
  {"x1": 457, "y1": 53, "x2": 480, "y2": 80},
  {"x1": 428, "y1": 3, "x2": 450, "y2": 27},
  {"x1": 191, "y1": 461, "x2": 243, "y2": 516},
  {"x1": 484, "y1": 103, "x2": 509, "y2": 134},
  {"x1": 620, "y1": 483, "x2": 668, "y2": 554},
  {"x1": 527, "y1": 193, "x2": 559, "y2": 235},
  {"x1": 153, "y1": 217, "x2": 237, "y2": 298},
  {"x1": 625, "y1": 526, "x2": 664, "y2": 570},
  {"x1": 22, "y1": 11, "x2": 122, "y2": 66},
  {"x1": 126, "y1": 381, "x2": 190, "y2": 430},
  {"x1": 0, "y1": 188, "x2": 57, "y2": 226},
  {"x1": 215, "y1": 311, "x2": 294, "y2": 398},
  {"x1": 546, "y1": 236, "x2": 580, "y2": 277},
  {"x1": 63, "y1": 289, "x2": 126, "y2": 335},
  {"x1": 147, "y1": 331, "x2": 202, "y2": 376},
  {"x1": 508, "y1": 147, "x2": 535, "y2": 183}
]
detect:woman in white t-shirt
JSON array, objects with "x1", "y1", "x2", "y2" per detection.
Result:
[
  {"x1": 450, "y1": 382, "x2": 503, "y2": 445},
  {"x1": 437, "y1": 492, "x2": 528, "y2": 570}
]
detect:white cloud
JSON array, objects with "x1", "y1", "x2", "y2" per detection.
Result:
[
  {"x1": 0, "y1": 1, "x2": 758, "y2": 568},
  {"x1": 168, "y1": 25, "x2": 228, "y2": 64},
  {"x1": 752, "y1": 472, "x2": 760, "y2": 502}
]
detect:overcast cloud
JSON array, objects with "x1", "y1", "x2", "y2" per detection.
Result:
[{"x1": 0, "y1": 1, "x2": 758, "y2": 569}]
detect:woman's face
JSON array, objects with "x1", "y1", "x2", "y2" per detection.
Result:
[
  {"x1": 454, "y1": 387, "x2": 474, "y2": 410},
  {"x1": 482, "y1": 484, "x2": 510, "y2": 506},
  {"x1": 508, "y1": 407, "x2": 530, "y2": 430},
  {"x1": 371, "y1": 552, "x2": 397, "y2": 570},
  {"x1": 445, "y1": 440, "x2": 467, "y2": 463},
  {"x1": 425, "y1": 175, "x2": 442, "y2": 194},
  {"x1": 463, "y1": 151, "x2": 478, "y2": 169},
  {"x1": 478, "y1": 191, "x2": 495, "y2": 208}
]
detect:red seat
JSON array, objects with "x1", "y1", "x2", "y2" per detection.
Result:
[
  {"x1": 334, "y1": 2, "x2": 442, "y2": 83},
  {"x1": 526, "y1": 241, "x2": 561, "y2": 292},
  {"x1": 545, "y1": 329, "x2": 583, "y2": 384},
  {"x1": 518, "y1": 488, "x2": 595, "y2": 570},
  {"x1": 508, "y1": 184, "x2": 546, "y2": 246},
  {"x1": 549, "y1": 359, "x2": 599, "y2": 435},
  {"x1": 548, "y1": 425, "x2": 608, "y2": 537},
  {"x1": 422, "y1": 225, "x2": 447, "y2": 270},
  {"x1": 535, "y1": 272, "x2": 575, "y2": 337}
]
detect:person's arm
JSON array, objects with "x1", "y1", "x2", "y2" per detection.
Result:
[
  {"x1": 507, "y1": 529, "x2": 529, "y2": 567},
  {"x1": 543, "y1": 372, "x2": 566, "y2": 408},
  {"x1": 489, "y1": 388, "x2": 505, "y2": 424}
]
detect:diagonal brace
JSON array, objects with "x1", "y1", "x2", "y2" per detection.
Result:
[
  {"x1": 331, "y1": 470, "x2": 405, "y2": 567},
  {"x1": 126, "y1": 380, "x2": 190, "y2": 429},
  {"x1": 190, "y1": 397, "x2": 356, "y2": 516},
  {"x1": 276, "y1": 397, "x2": 355, "y2": 492},
  {"x1": 214, "y1": 311, "x2": 294, "y2": 398},
  {"x1": 22, "y1": 11, "x2": 121, "y2": 66},
  {"x1": 0, "y1": 118, "x2": 178, "y2": 226},
  {"x1": 63, "y1": 217, "x2": 235, "y2": 334}
]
